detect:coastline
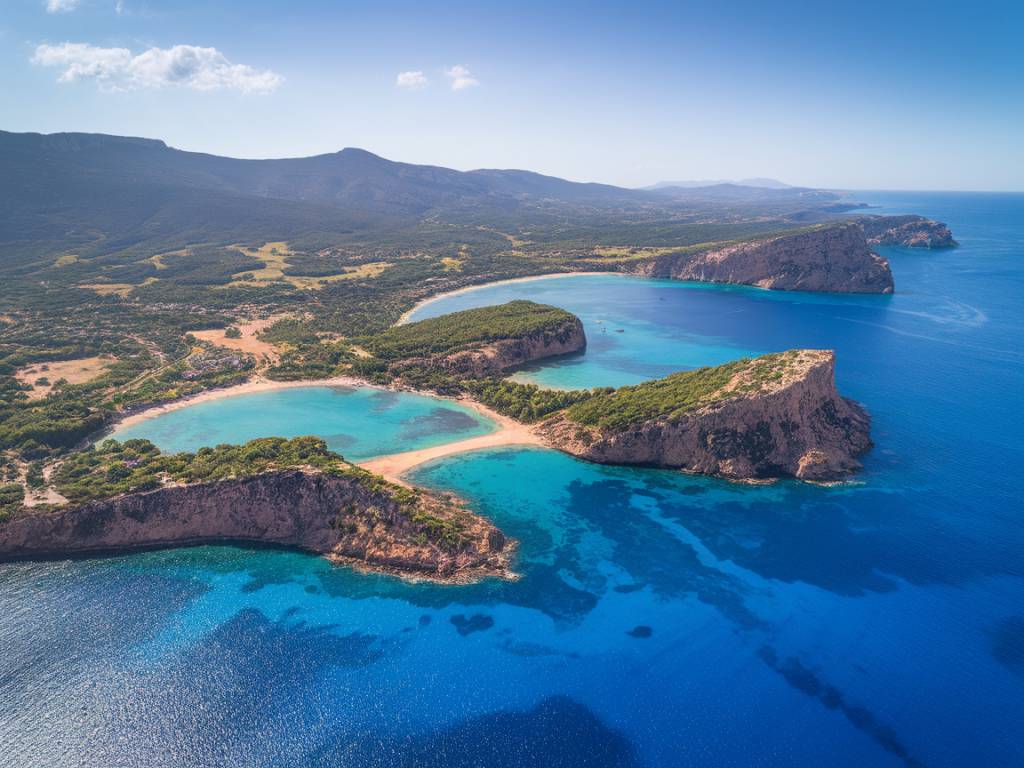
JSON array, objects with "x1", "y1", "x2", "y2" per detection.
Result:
[
  {"x1": 359, "y1": 418, "x2": 541, "y2": 485},
  {"x1": 109, "y1": 374, "x2": 370, "y2": 433},
  {"x1": 114, "y1": 270, "x2": 613, "y2": 435},
  {"x1": 397, "y1": 271, "x2": 615, "y2": 324},
  {"x1": 104, "y1": 373, "x2": 543, "y2": 482}
]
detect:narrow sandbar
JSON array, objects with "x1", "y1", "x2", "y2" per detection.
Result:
[{"x1": 358, "y1": 405, "x2": 541, "y2": 484}]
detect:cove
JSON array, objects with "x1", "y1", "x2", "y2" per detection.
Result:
[{"x1": 110, "y1": 385, "x2": 497, "y2": 461}]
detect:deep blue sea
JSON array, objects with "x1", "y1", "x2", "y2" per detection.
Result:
[{"x1": 2, "y1": 192, "x2": 1022, "y2": 767}]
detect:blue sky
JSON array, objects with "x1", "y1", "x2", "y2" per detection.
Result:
[{"x1": 1, "y1": 0, "x2": 1021, "y2": 190}]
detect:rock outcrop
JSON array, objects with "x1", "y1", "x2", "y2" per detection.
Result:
[
  {"x1": 438, "y1": 316, "x2": 586, "y2": 377},
  {"x1": 628, "y1": 223, "x2": 894, "y2": 293},
  {"x1": 0, "y1": 469, "x2": 515, "y2": 581},
  {"x1": 537, "y1": 350, "x2": 871, "y2": 481},
  {"x1": 856, "y1": 215, "x2": 957, "y2": 249}
]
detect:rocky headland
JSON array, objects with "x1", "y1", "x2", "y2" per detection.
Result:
[
  {"x1": 0, "y1": 439, "x2": 515, "y2": 581},
  {"x1": 537, "y1": 350, "x2": 872, "y2": 481},
  {"x1": 413, "y1": 315, "x2": 584, "y2": 378},
  {"x1": 855, "y1": 215, "x2": 958, "y2": 249},
  {"x1": 628, "y1": 223, "x2": 895, "y2": 293},
  {"x1": 362, "y1": 300, "x2": 586, "y2": 380}
]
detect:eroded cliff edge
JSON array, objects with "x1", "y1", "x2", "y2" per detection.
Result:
[
  {"x1": 0, "y1": 439, "x2": 515, "y2": 581},
  {"x1": 360, "y1": 300, "x2": 586, "y2": 380},
  {"x1": 536, "y1": 350, "x2": 871, "y2": 481},
  {"x1": 628, "y1": 223, "x2": 895, "y2": 293}
]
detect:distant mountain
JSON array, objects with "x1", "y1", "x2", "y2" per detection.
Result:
[
  {"x1": 0, "y1": 131, "x2": 840, "y2": 267},
  {"x1": 0, "y1": 131, "x2": 657, "y2": 220},
  {"x1": 646, "y1": 178, "x2": 792, "y2": 190}
]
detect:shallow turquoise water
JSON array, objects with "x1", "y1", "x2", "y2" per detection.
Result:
[
  {"x1": 110, "y1": 385, "x2": 496, "y2": 461},
  {"x1": 2, "y1": 192, "x2": 1023, "y2": 767},
  {"x1": 411, "y1": 274, "x2": 765, "y2": 389}
]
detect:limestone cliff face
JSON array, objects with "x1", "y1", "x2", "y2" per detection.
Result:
[
  {"x1": 630, "y1": 223, "x2": 894, "y2": 294},
  {"x1": 406, "y1": 317, "x2": 586, "y2": 378},
  {"x1": 856, "y1": 215, "x2": 957, "y2": 248},
  {"x1": 537, "y1": 350, "x2": 871, "y2": 481},
  {"x1": 0, "y1": 470, "x2": 515, "y2": 581}
]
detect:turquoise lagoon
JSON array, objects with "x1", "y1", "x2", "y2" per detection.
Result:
[
  {"x1": 2, "y1": 192, "x2": 1023, "y2": 767},
  {"x1": 110, "y1": 385, "x2": 496, "y2": 460}
]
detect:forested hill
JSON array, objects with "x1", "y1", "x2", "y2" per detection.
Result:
[
  {"x1": 0, "y1": 130, "x2": 847, "y2": 268},
  {"x1": 0, "y1": 130, "x2": 657, "y2": 215}
]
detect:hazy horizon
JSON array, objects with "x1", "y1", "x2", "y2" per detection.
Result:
[{"x1": 2, "y1": 0, "x2": 1022, "y2": 191}]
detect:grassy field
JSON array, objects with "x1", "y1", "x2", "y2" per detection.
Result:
[{"x1": 224, "y1": 242, "x2": 393, "y2": 289}]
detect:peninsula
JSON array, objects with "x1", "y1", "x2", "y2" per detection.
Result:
[
  {"x1": 626, "y1": 222, "x2": 894, "y2": 293},
  {"x1": 536, "y1": 350, "x2": 871, "y2": 480},
  {"x1": 0, "y1": 437, "x2": 515, "y2": 581}
]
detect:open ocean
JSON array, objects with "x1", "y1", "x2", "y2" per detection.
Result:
[{"x1": 2, "y1": 191, "x2": 1022, "y2": 767}]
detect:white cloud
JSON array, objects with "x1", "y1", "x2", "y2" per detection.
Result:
[
  {"x1": 396, "y1": 70, "x2": 428, "y2": 90},
  {"x1": 46, "y1": 0, "x2": 79, "y2": 13},
  {"x1": 32, "y1": 42, "x2": 283, "y2": 93},
  {"x1": 115, "y1": 0, "x2": 126, "y2": 15},
  {"x1": 444, "y1": 64, "x2": 478, "y2": 91}
]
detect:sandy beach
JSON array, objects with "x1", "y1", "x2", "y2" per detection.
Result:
[
  {"x1": 106, "y1": 269, "x2": 609, "y2": 475},
  {"x1": 110, "y1": 374, "x2": 370, "y2": 432},
  {"x1": 358, "y1": 405, "x2": 542, "y2": 484},
  {"x1": 106, "y1": 373, "x2": 545, "y2": 483},
  {"x1": 396, "y1": 271, "x2": 612, "y2": 324}
]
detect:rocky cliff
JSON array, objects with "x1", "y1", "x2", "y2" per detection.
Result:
[
  {"x1": 537, "y1": 350, "x2": 871, "y2": 481},
  {"x1": 856, "y1": 215, "x2": 957, "y2": 248},
  {"x1": 629, "y1": 223, "x2": 894, "y2": 293},
  {"x1": 0, "y1": 469, "x2": 515, "y2": 581},
  {"x1": 437, "y1": 316, "x2": 586, "y2": 377}
]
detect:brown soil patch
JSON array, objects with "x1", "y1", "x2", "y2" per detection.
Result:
[
  {"x1": 15, "y1": 356, "x2": 117, "y2": 399},
  {"x1": 191, "y1": 317, "x2": 284, "y2": 363}
]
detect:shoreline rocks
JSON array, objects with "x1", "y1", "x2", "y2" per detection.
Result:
[
  {"x1": 0, "y1": 469, "x2": 516, "y2": 582},
  {"x1": 433, "y1": 316, "x2": 586, "y2": 377}
]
